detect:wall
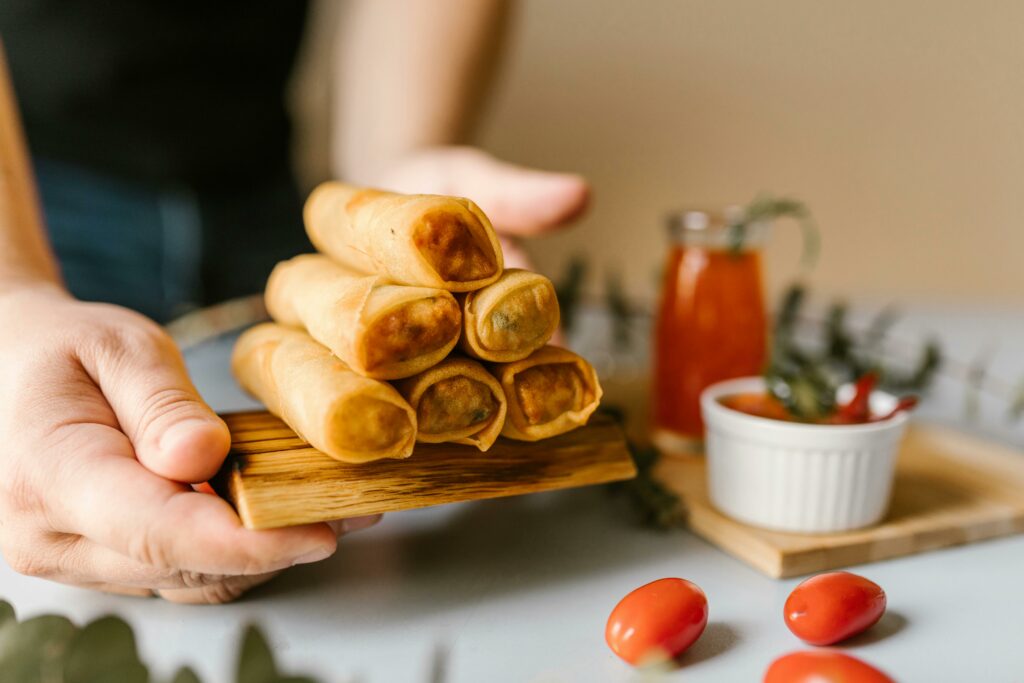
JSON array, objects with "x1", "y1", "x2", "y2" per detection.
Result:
[{"x1": 295, "y1": 0, "x2": 1024, "y2": 308}]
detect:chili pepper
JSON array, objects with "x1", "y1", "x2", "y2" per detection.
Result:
[
  {"x1": 837, "y1": 372, "x2": 878, "y2": 422},
  {"x1": 873, "y1": 396, "x2": 919, "y2": 422}
]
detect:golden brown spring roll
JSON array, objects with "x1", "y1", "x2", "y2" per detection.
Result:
[
  {"x1": 460, "y1": 269, "x2": 560, "y2": 362},
  {"x1": 304, "y1": 181, "x2": 504, "y2": 292},
  {"x1": 490, "y1": 345, "x2": 603, "y2": 441},
  {"x1": 266, "y1": 254, "x2": 462, "y2": 380},
  {"x1": 394, "y1": 357, "x2": 507, "y2": 451},
  {"x1": 232, "y1": 323, "x2": 417, "y2": 463}
]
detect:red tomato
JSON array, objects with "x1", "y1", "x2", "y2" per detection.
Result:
[
  {"x1": 605, "y1": 578, "x2": 708, "y2": 666},
  {"x1": 764, "y1": 650, "x2": 895, "y2": 683},
  {"x1": 784, "y1": 571, "x2": 886, "y2": 646}
]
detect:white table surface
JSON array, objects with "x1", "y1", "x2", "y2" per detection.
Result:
[{"x1": 3, "y1": 308, "x2": 1024, "y2": 683}]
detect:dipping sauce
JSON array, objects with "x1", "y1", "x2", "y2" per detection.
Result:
[{"x1": 718, "y1": 390, "x2": 917, "y2": 425}]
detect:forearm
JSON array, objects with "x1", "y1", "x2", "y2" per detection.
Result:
[
  {"x1": 331, "y1": 0, "x2": 511, "y2": 184},
  {"x1": 0, "y1": 42, "x2": 61, "y2": 293}
]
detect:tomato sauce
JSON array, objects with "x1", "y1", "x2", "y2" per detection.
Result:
[
  {"x1": 653, "y1": 245, "x2": 767, "y2": 447},
  {"x1": 718, "y1": 391, "x2": 918, "y2": 424}
]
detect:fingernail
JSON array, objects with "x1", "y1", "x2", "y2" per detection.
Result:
[
  {"x1": 340, "y1": 514, "x2": 383, "y2": 534},
  {"x1": 291, "y1": 545, "x2": 335, "y2": 566},
  {"x1": 159, "y1": 417, "x2": 225, "y2": 453}
]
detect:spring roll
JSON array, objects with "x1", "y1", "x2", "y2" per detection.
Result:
[
  {"x1": 460, "y1": 269, "x2": 560, "y2": 362},
  {"x1": 266, "y1": 254, "x2": 462, "y2": 380},
  {"x1": 304, "y1": 181, "x2": 504, "y2": 291},
  {"x1": 490, "y1": 345, "x2": 603, "y2": 441},
  {"x1": 394, "y1": 357, "x2": 507, "y2": 451},
  {"x1": 232, "y1": 323, "x2": 417, "y2": 463}
]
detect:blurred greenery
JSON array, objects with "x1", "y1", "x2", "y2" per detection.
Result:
[{"x1": 0, "y1": 601, "x2": 321, "y2": 683}]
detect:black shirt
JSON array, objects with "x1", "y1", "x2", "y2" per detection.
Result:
[{"x1": 0, "y1": 0, "x2": 310, "y2": 189}]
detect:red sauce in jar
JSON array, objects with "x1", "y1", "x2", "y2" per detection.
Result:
[{"x1": 653, "y1": 246, "x2": 767, "y2": 445}]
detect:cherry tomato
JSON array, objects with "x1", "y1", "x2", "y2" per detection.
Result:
[
  {"x1": 605, "y1": 578, "x2": 708, "y2": 666},
  {"x1": 784, "y1": 571, "x2": 886, "y2": 646},
  {"x1": 764, "y1": 650, "x2": 895, "y2": 683}
]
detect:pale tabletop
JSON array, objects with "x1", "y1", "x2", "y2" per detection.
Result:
[{"x1": 2, "y1": 307, "x2": 1024, "y2": 682}]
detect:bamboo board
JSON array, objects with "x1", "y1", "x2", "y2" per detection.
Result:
[
  {"x1": 656, "y1": 423, "x2": 1024, "y2": 578},
  {"x1": 213, "y1": 411, "x2": 636, "y2": 529}
]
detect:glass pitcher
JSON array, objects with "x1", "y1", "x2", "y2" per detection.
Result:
[{"x1": 652, "y1": 208, "x2": 769, "y2": 453}]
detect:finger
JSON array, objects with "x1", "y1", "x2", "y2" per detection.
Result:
[
  {"x1": 83, "y1": 321, "x2": 231, "y2": 483},
  {"x1": 156, "y1": 572, "x2": 280, "y2": 605},
  {"x1": 498, "y1": 237, "x2": 533, "y2": 271},
  {"x1": 50, "y1": 422, "x2": 337, "y2": 575},
  {"x1": 3, "y1": 531, "x2": 227, "y2": 590},
  {"x1": 472, "y1": 162, "x2": 590, "y2": 237},
  {"x1": 325, "y1": 514, "x2": 383, "y2": 536},
  {"x1": 378, "y1": 148, "x2": 590, "y2": 237}
]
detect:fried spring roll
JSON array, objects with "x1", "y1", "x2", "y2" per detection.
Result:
[
  {"x1": 304, "y1": 181, "x2": 504, "y2": 292},
  {"x1": 232, "y1": 323, "x2": 417, "y2": 463},
  {"x1": 394, "y1": 357, "x2": 507, "y2": 451},
  {"x1": 490, "y1": 346, "x2": 603, "y2": 441},
  {"x1": 265, "y1": 254, "x2": 461, "y2": 380},
  {"x1": 460, "y1": 269, "x2": 560, "y2": 362}
]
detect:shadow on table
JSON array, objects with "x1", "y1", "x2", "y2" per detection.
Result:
[{"x1": 255, "y1": 486, "x2": 694, "y2": 619}]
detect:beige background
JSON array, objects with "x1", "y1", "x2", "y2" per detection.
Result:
[{"x1": 293, "y1": 0, "x2": 1024, "y2": 308}]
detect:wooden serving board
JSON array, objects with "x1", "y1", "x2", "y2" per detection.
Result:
[
  {"x1": 213, "y1": 411, "x2": 636, "y2": 529},
  {"x1": 656, "y1": 423, "x2": 1024, "y2": 578}
]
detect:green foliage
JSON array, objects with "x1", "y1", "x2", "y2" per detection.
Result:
[
  {"x1": 727, "y1": 195, "x2": 820, "y2": 270},
  {"x1": 604, "y1": 269, "x2": 635, "y2": 352},
  {"x1": 63, "y1": 616, "x2": 148, "y2": 683},
  {"x1": 554, "y1": 255, "x2": 588, "y2": 333},
  {"x1": 0, "y1": 614, "x2": 77, "y2": 682},
  {"x1": 603, "y1": 408, "x2": 685, "y2": 530},
  {"x1": 237, "y1": 626, "x2": 278, "y2": 683},
  {"x1": 767, "y1": 283, "x2": 942, "y2": 420},
  {"x1": 0, "y1": 604, "x2": 323, "y2": 683}
]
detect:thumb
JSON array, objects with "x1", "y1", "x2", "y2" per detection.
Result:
[{"x1": 87, "y1": 322, "x2": 231, "y2": 483}]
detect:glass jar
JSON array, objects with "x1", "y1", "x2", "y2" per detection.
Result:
[{"x1": 652, "y1": 207, "x2": 769, "y2": 453}]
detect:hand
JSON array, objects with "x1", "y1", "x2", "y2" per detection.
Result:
[
  {"x1": 374, "y1": 146, "x2": 590, "y2": 269},
  {"x1": 0, "y1": 287, "x2": 378, "y2": 604}
]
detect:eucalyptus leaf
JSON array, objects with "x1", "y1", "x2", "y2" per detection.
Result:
[
  {"x1": 0, "y1": 600, "x2": 14, "y2": 627},
  {"x1": 0, "y1": 614, "x2": 78, "y2": 681},
  {"x1": 728, "y1": 195, "x2": 820, "y2": 270},
  {"x1": 237, "y1": 625, "x2": 278, "y2": 683},
  {"x1": 554, "y1": 255, "x2": 588, "y2": 333},
  {"x1": 172, "y1": 667, "x2": 203, "y2": 683},
  {"x1": 64, "y1": 615, "x2": 147, "y2": 683}
]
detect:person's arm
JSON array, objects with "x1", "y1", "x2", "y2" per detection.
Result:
[
  {"x1": 332, "y1": 0, "x2": 509, "y2": 184},
  {"x1": 329, "y1": 0, "x2": 589, "y2": 246},
  {"x1": 0, "y1": 41, "x2": 61, "y2": 292}
]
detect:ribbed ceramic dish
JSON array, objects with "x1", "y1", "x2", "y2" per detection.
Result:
[{"x1": 701, "y1": 377, "x2": 909, "y2": 534}]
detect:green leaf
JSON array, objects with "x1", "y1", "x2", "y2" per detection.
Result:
[
  {"x1": 0, "y1": 600, "x2": 14, "y2": 628},
  {"x1": 172, "y1": 666, "x2": 203, "y2": 683},
  {"x1": 63, "y1": 615, "x2": 148, "y2": 683},
  {"x1": 236, "y1": 625, "x2": 278, "y2": 683},
  {"x1": 0, "y1": 614, "x2": 78, "y2": 681}
]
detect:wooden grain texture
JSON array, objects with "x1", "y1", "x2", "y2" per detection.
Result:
[
  {"x1": 656, "y1": 423, "x2": 1024, "y2": 578},
  {"x1": 214, "y1": 411, "x2": 636, "y2": 529}
]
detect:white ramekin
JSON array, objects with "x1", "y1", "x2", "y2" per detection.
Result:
[{"x1": 700, "y1": 377, "x2": 909, "y2": 534}]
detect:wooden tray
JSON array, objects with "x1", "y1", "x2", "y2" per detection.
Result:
[
  {"x1": 656, "y1": 423, "x2": 1024, "y2": 578},
  {"x1": 213, "y1": 411, "x2": 636, "y2": 529}
]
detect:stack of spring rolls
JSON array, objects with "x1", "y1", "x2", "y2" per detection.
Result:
[{"x1": 232, "y1": 182, "x2": 603, "y2": 463}]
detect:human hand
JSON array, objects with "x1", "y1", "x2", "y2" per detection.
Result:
[
  {"x1": 374, "y1": 146, "x2": 590, "y2": 269},
  {"x1": 0, "y1": 287, "x2": 377, "y2": 604}
]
